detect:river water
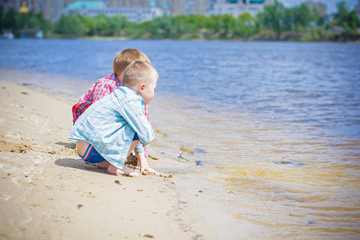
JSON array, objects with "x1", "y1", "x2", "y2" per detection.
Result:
[{"x1": 0, "y1": 39, "x2": 359, "y2": 239}]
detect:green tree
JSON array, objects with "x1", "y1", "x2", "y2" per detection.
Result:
[
  {"x1": 126, "y1": 21, "x2": 143, "y2": 38},
  {"x1": 334, "y1": 1, "x2": 349, "y2": 22},
  {"x1": 218, "y1": 14, "x2": 235, "y2": 37},
  {"x1": 27, "y1": 12, "x2": 40, "y2": 29},
  {"x1": 55, "y1": 14, "x2": 88, "y2": 37},
  {"x1": 1, "y1": 8, "x2": 51, "y2": 33},
  {"x1": 171, "y1": 17, "x2": 189, "y2": 37},
  {"x1": 3, "y1": 8, "x2": 19, "y2": 31},
  {"x1": 293, "y1": 4, "x2": 311, "y2": 30},
  {"x1": 108, "y1": 15, "x2": 128, "y2": 35},
  {"x1": 0, "y1": 5, "x2": 4, "y2": 31},
  {"x1": 90, "y1": 14, "x2": 110, "y2": 35},
  {"x1": 282, "y1": 4, "x2": 311, "y2": 31},
  {"x1": 147, "y1": 16, "x2": 175, "y2": 38},
  {"x1": 175, "y1": 15, "x2": 203, "y2": 34},
  {"x1": 209, "y1": 15, "x2": 222, "y2": 32},
  {"x1": 334, "y1": 1, "x2": 360, "y2": 33},
  {"x1": 311, "y1": 8, "x2": 325, "y2": 27},
  {"x1": 257, "y1": 3, "x2": 286, "y2": 39},
  {"x1": 37, "y1": 13, "x2": 53, "y2": 33},
  {"x1": 282, "y1": 7, "x2": 294, "y2": 30},
  {"x1": 234, "y1": 13, "x2": 257, "y2": 37}
]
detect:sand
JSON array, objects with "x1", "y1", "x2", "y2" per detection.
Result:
[{"x1": 0, "y1": 80, "x2": 215, "y2": 240}]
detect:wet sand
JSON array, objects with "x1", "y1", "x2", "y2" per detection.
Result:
[{"x1": 0, "y1": 80, "x2": 215, "y2": 240}]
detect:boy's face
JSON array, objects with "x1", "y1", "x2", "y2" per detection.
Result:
[{"x1": 140, "y1": 79, "x2": 157, "y2": 105}]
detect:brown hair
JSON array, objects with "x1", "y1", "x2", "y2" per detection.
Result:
[
  {"x1": 122, "y1": 61, "x2": 158, "y2": 88},
  {"x1": 113, "y1": 49, "x2": 151, "y2": 77}
]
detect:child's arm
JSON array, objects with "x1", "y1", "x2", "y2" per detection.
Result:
[
  {"x1": 133, "y1": 139, "x2": 157, "y2": 174},
  {"x1": 116, "y1": 91, "x2": 157, "y2": 170},
  {"x1": 143, "y1": 104, "x2": 150, "y2": 156},
  {"x1": 118, "y1": 99, "x2": 155, "y2": 148}
]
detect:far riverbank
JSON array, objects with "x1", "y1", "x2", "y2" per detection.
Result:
[{"x1": 45, "y1": 30, "x2": 360, "y2": 43}]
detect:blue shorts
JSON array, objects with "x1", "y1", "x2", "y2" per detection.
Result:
[
  {"x1": 79, "y1": 133, "x2": 139, "y2": 164},
  {"x1": 133, "y1": 133, "x2": 139, "y2": 141},
  {"x1": 79, "y1": 145, "x2": 106, "y2": 163}
]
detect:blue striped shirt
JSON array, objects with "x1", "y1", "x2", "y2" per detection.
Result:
[{"x1": 69, "y1": 86, "x2": 155, "y2": 169}]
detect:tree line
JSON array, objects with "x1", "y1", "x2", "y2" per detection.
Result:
[
  {"x1": 1, "y1": 1, "x2": 359, "y2": 41},
  {"x1": 0, "y1": 5, "x2": 52, "y2": 34}
]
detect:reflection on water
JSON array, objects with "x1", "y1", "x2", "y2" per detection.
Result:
[{"x1": 150, "y1": 94, "x2": 360, "y2": 239}]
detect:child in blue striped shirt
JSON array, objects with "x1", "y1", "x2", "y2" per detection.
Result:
[{"x1": 69, "y1": 61, "x2": 158, "y2": 177}]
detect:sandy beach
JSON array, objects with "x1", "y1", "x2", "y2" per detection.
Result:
[{"x1": 0, "y1": 80, "x2": 215, "y2": 240}]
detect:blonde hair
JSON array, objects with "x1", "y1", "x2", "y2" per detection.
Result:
[
  {"x1": 122, "y1": 61, "x2": 158, "y2": 88},
  {"x1": 113, "y1": 49, "x2": 151, "y2": 77}
]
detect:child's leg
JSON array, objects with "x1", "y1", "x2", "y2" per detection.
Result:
[
  {"x1": 106, "y1": 140, "x2": 140, "y2": 177},
  {"x1": 127, "y1": 140, "x2": 140, "y2": 158},
  {"x1": 79, "y1": 140, "x2": 140, "y2": 177},
  {"x1": 96, "y1": 161, "x2": 110, "y2": 169},
  {"x1": 76, "y1": 141, "x2": 90, "y2": 156},
  {"x1": 97, "y1": 140, "x2": 140, "y2": 169}
]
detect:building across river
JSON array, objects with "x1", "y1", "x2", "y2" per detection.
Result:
[
  {"x1": 61, "y1": 1, "x2": 169, "y2": 23},
  {"x1": 208, "y1": 0, "x2": 277, "y2": 17}
]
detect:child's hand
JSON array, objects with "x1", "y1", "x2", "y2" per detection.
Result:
[{"x1": 135, "y1": 153, "x2": 158, "y2": 175}]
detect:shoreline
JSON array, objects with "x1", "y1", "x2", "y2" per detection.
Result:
[
  {"x1": 8, "y1": 31, "x2": 360, "y2": 43},
  {"x1": 32, "y1": 35, "x2": 360, "y2": 44},
  {"x1": 0, "y1": 80, "x2": 215, "y2": 240}
]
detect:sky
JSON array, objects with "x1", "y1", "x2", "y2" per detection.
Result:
[{"x1": 278, "y1": 0, "x2": 359, "y2": 14}]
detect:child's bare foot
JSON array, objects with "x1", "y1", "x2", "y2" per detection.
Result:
[
  {"x1": 96, "y1": 161, "x2": 110, "y2": 169},
  {"x1": 107, "y1": 164, "x2": 139, "y2": 177}
]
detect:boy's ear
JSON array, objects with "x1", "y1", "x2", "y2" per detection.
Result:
[{"x1": 139, "y1": 82, "x2": 146, "y2": 91}]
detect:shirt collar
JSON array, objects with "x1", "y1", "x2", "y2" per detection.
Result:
[
  {"x1": 121, "y1": 86, "x2": 143, "y2": 100},
  {"x1": 111, "y1": 73, "x2": 121, "y2": 87}
]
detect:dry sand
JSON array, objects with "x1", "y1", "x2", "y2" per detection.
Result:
[{"x1": 0, "y1": 80, "x2": 215, "y2": 240}]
